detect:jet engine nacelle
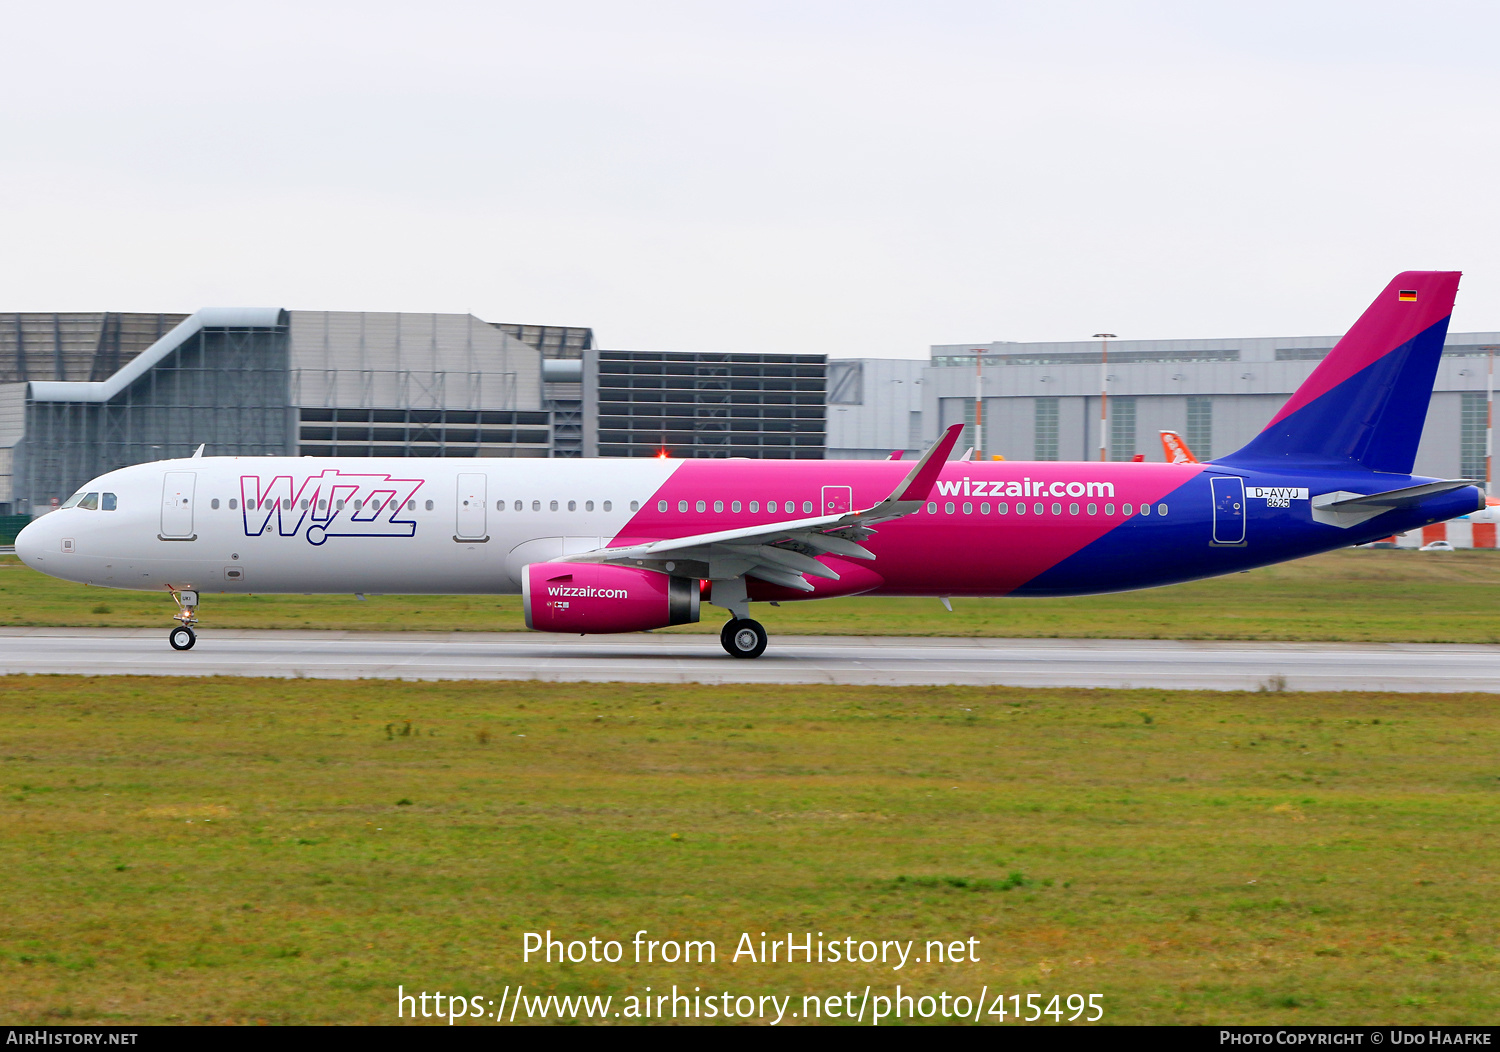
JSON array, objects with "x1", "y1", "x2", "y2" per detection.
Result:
[{"x1": 522, "y1": 562, "x2": 700, "y2": 633}]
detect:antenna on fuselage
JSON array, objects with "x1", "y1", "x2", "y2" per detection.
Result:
[{"x1": 191, "y1": 444, "x2": 205, "y2": 459}]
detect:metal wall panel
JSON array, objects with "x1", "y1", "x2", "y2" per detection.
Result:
[{"x1": 288, "y1": 311, "x2": 543, "y2": 413}]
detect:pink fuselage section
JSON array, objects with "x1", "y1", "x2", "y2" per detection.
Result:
[{"x1": 615, "y1": 458, "x2": 1201, "y2": 598}]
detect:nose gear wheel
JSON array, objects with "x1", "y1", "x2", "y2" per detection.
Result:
[{"x1": 167, "y1": 586, "x2": 199, "y2": 651}]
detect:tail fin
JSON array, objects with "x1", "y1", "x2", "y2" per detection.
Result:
[
  {"x1": 1160, "y1": 430, "x2": 1198, "y2": 464},
  {"x1": 1218, "y1": 271, "x2": 1461, "y2": 473}
]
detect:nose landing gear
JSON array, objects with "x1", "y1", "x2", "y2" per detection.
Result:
[
  {"x1": 720, "y1": 618, "x2": 768, "y2": 659},
  {"x1": 167, "y1": 588, "x2": 198, "y2": 651}
]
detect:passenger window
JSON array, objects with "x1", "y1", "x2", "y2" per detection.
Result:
[
  {"x1": 979, "y1": 502, "x2": 989, "y2": 514},
  {"x1": 353, "y1": 500, "x2": 362, "y2": 511},
  {"x1": 1140, "y1": 503, "x2": 1151, "y2": 516},
  {"x1": 513, "y1": 500, "x2": 521, "y2": 511},
  {"x1": 945, "y1": 502, "x2": 955, "y2": 514},
  {"x1": 677, "y1": 500, "x2": 688, "y2": 513},
  {"x1": 1158, "y1": 504, "x2": 1168, "y2": 516},
  {"x1": 1016, "y1": 502, "x2": 1026, "y2": 515},
  {"x1": 336, "y1": 499, "x2": 345, "y2": 510},
  {"x1": 568, "y1": 500, "x2": 576, "y2": 511},
  {"x1": 1069, "y1": 502, "x2": 1079, "y2": 515},
  {"x1": 714, "y1": 500, "x2": 723, "y2": 513},
  {"x1": 532, "y1": 500, "x2": 540, "y2": 511},
  {"x1": 283, "y1": 499, "x2": 292, "y2": 510},
  {"x1": 926, "y1": 502, "x2": 936, "y2": 513},
  {"x1": 550, "y1": 500, "x2": 559, "y2": 511},
  {"x1": 300, "y1": 499, "x2": 309, "y2": 510},
  {"x1": 1048, "y1": 503, "x2": 1058, "y2": 515},
  {"x1": 732, "y1": 501, "x2": 741, "y2": 513},
  {"x1": 230, "y1": 498, "x2": 239, "y2": 510},
  {"x1": 997, "y1": 502, "x2": 1008, "y2": 513},
  {"x1": 750, "y1": 501, "x2": 759, "y2": 513},
  {"x1": 496, "y1": 500, "x2": 505, "y2": 511},
  {"x1": 79, "y1": 492, "x2": 99, "y2": 510},
  {"x1": 802, "y1": 501, "x2": 813, "y2": 514},
  {"x1": 696, "y1": 500, "x2": 706, "y2": 513},
  {"x1": 1122, "y1": 503, "x2": 1133, "y2": 515},
  {"x1": 1087, "y1": 503, "x2": 1097, "y2": 515},
  {"x1": 407, "y1": 500, "x2": 415, "y2": 510},
  {"x1": 1104, "y1": 503, "x2": 1114, "y2": 515},
  {"x1": 103, "y1": 493, "x2": 117, "y2": 511},
  {"x1": 426, "y1": 500, "x2": 434, "y2": 511},
  {"x1": 585, "y1": 500, "x2": 594, "y2": 511},
  {"x1": 211, "y1": 498, "x2": 220, "y2": 510}
]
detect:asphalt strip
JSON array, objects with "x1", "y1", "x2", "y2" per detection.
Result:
[{"x1": 0, "y1": 628, "x2": 1496, "y2": 691}]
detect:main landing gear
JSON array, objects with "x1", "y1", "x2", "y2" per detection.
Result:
[
  {"x1": 720, "y1": 618, "x2": 768, "y2": 659},
  {"x1": 167, "y1": 587, "x2": 199, "y2": 651}
]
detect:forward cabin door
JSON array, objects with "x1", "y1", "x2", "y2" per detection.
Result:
[
  {"x1": 160, "y1": 472, "x2": 196, "y2": 539},
  {"x1": 1210, "y1": 475, "x2": 1246, "y2": 546},
  {"x1": 821, "y1": 485, "x2": 853, "y2": 516},
  {"x1": 456, "y1": 473, "x2": 488, "y2": 540}
]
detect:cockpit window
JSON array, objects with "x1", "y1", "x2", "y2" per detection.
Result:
[
  {"x1": 79, "y1": 492, "x2": 99, "y2": 510},
  {"x1": 60, "y1": 491, "x2": 85, "y2": 509},
  {"x1": 102, "y1": 493, "x2": 118, "y2": 511}
]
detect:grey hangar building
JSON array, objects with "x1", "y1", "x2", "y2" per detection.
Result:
[{"x1": 0, "y1": 307, "x2": 1494, "y2": 518}]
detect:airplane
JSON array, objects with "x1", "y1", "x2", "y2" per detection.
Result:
[{"x1": 14, "y1": 271, "x2": 1483, "y2": 659}]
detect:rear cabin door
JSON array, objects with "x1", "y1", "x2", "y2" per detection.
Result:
[
  {"x1": 1210, "y1": 475, "x2": 1246, "y2": 545},
  {"x1": 456, "y1": 473, "x2": 488, "y2": 540},
  {"x1": 160, "y1": 472, "x2": 196, "y2": 538},
  {"x1": 821, "y1": 485, "x2": 853, "y2": 515}
]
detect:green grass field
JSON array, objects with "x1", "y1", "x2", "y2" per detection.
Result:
[
  {"x1": 3, "y1": 547, "x2": 1500, "y2": 642},
  {"x1": 2, "y1": 675, "x2": 1497, "y2": 1025}
]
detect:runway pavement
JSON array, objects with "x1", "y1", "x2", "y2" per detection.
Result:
[{"x1": 0, "y1": 627, "x2": 1497, "y2": 691}]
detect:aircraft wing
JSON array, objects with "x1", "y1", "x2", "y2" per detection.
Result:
[{"x1": 557, "y1": 423, "x2": 964, "y2": 591}]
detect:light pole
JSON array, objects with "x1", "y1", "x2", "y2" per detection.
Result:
[
  {"x1": 1093, "y1": 334, "x2": 1116, "y2": 461},
  {"x1": 1488, "y1": 346, "x2": 1495, "y2": 497},
  {"x1": 971, "y1": 349, "x2": 986, "y2": 458}
]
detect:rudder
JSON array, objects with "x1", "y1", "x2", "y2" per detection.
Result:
[{"x1": 1218, "y1": 271, "x2": 1461, "y2": 473}]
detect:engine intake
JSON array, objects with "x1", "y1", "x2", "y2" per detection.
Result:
[{"x1": 523, "y1": 562, "x2": 700, "y2": 634}]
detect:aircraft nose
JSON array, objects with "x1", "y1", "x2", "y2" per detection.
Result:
[{"x1": 13, "y1": 517, "x2": 46, "y2": 569}]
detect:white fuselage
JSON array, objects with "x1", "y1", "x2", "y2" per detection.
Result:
[{"x1": 17, "y1": 456, "x2": 680, "y2": 595}]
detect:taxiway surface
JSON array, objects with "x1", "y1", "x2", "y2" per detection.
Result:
[{"x1": 0, "y1": 627, "x2": 1495, "y2": 691}]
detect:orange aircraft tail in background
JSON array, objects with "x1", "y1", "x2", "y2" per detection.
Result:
[{"x1": 1160, "y1": 430, "x2": 1199, "y2": 464}]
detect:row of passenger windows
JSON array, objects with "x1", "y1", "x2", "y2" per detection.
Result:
[
  {"x1": 645, "y1": 497, "x2": 1169, "y2": 518},
  {"x1": 66, "y1": 489, "x2": 1165, "y2": 521},
  {"x1": 211, "y1": 497, "x2": 418, "y2": 512},
  {"x1": 657, "y1": 499, "x2": 815, "y2": 514},
  {"x1": 205, "y1": 498, "x2": 643, "y2": 513},
  {"x1": 61, "y1": 491, "x2": 117, "y2": 511},
  {"x1": 494, "y1": 500, "x2": 639, "y2": 513},
  {"x1": 929, "y1": 500, "x2": 1168, "y2": 517}
]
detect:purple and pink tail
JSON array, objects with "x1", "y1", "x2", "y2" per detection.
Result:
[{"x1": 1218, "y1": 271, "x2": 1461, "y2": 475}]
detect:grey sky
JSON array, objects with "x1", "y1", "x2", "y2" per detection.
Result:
[{"x1": 1, "y1": 1, "x2": 1496, "y2": 357}]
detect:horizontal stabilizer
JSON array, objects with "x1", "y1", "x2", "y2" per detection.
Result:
[{"x1": 1311, "y1": 480, "x2": 1479, "y2": 528}]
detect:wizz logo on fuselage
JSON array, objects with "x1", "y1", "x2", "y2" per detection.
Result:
[{"x1": 240, "y1": 470, "x2": 426, "y2": 546}]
